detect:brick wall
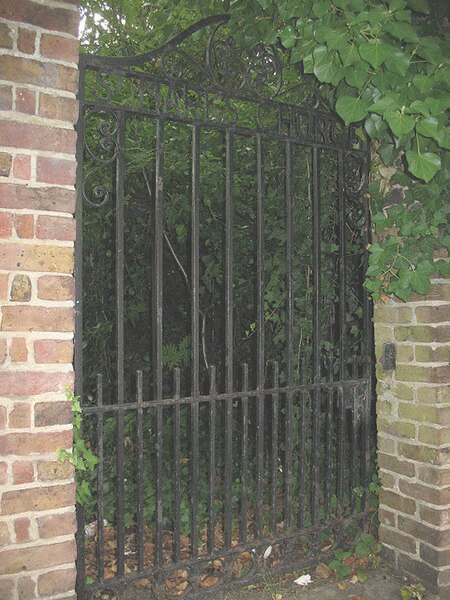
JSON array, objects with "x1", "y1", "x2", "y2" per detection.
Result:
[
  {"x1": 0, "y1": 1, "x2": 79, "y2": 599},
  {"x1": 375, "y1": 264, "x2": 450, "y2": 598}
]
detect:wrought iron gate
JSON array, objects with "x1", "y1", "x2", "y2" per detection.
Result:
[{"x1": 75, "y1": 15, "x2": 373, "y2": 600}]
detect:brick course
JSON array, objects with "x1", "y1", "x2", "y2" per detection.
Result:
[{"x1": 0, "y1": 2, "x2": 79, "y2": 597}]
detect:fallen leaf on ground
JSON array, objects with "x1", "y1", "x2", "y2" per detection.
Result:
[
  {"x1": 294, "y1": 574, "x2": 312, "y2": 586},
  {"x1": 315, "y1": 563, "x2": 331, "y2": 579},
  {"x1": 338, "y1": 581, "x2": 348, "y2": 590}
]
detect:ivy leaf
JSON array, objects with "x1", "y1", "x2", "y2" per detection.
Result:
[
  {"x1": 385, "y1": 110, "x2": 416, "y2": 137},
  {"x1": 338, "y1": 42, "x2": 360, "y2": 66},
  {"x1": 405, "y1": 150, "x2": 441, "y2": 182},
  {"x1": 408, "y1": 100, "x2": 430, "y2": 116},
  {"x1": 410, "y1": 271, "x2": 431, "y2": 294},
  {"x1": 312, "y1": 1, "x2": 330, "y2": 18},
  {"x1": 412, "y1": 74, "x2": 433, "y2": 94},
  {"x1": 437, "y1": 127, "x2": 450, "y2": 150},
  {"x1": 385, "y1": 50, "x2": 410, "y2": 76},
  {"x1": 384, "y1": 21, "x2": 419, "y2": 42},
  {"x1": 408, "y1": 0, "x2": 430, "y2": 14},
  {"x1": 313, "y1": 46, "x2": 342, "y2": 84},
  {"x1": 344, "y1": 67, "x2": 370, "y2": 88},
  {"x1": 416, "y1": 116, "x2": 439, "y2": 141},
  {"x1": 369, "y1": 93, "x2": 400, "y2": 115},
  {"x1": 280, "y1": 25, "x2": 297, "y2": 48},
  {"x1": 359, "y1": 40, "x2": 392, "y2": 68},
  {"x1": 335, "y1": 95, "x2": 370, "y2": 125}
]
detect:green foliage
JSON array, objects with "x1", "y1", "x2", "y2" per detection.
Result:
[
  {"x1": 57, "y1": 389, "x2": 98, "y2": 506},
  {"x1": 400, "y1": 582, "x2": 426, "y2": 600}
]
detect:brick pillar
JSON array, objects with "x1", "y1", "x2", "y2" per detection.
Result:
[
  {"x1": 0, "y1": 2, "x2": 80, "y2": 599},
  {"x1": 375, "y1": 266, "x2": 450, "y2": 598}
]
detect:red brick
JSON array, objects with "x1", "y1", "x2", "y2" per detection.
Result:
[
  {"x1": 0, "y1": 85, "x2": 13, "y2": 110},
  {"x1": 13, "y1": 155, "x2": 31, "y2": 180},
  {"x1": 1, "y1": 306, "x2": 74, "y2": 332},
  {"x1": 37, "y1": 156, "x2": 77, "y2": 186},
  {"x1": 0, "y1": 578, "x2": 14, "y2": 600},
  {"x1": 0, "y1": 540, "x2": 76, "y2": 575},
  {"x1": 0, "y1": 55, "x2": 78, "y2": 93},
  {"x1": 37, "y1": 275, "x2": 74, "y2": 301},
  {"x1": 37, "y1": 460, "x2": 73, "y2": 481},
  {"x1": 15, "y1": 88, "x2": 35, "y2": 114},
  {"x1": 0, "y1": 522, "x2": 11, "y2": 545},
  {"x1": 9, "y1": 401, "x2": 31, "y2": 427},
  {"x1": 2, "y1": 484, "x2": 75, "y2": 515},
  {"x1": 35, "y1": 400, "x2": 72, "y2": 426},
  {"x1": 0, "y1": 371, "x2": 73, "y2": 396},
  {"x1": 39, "y1": 567, "x2": 76, "y2": 596},
  {"x1": 2, "y1": 430, "x2": 72, "y2": 457},
  {"x1": 0, "y1": 213, "x2": 13, "y2": 237},
  {"x1": 36, "y1": 215, "x2": 75, "y2": 241},
  {"x1": 0, "y1": 461, "x2": 7, "y2": 484},
  {"x1": 14, "y1": 518, "x2": 30, "y2": 542},
  {"x1": 39, "y1": 93, "x2": 78, "y2": 124},
  {"x1": 37, "y1": 511, "x2": 76, "y2": 539},
  {"x1": 0, "y1": 273, "x2": 8, "y2": 299},
  {"x1": 13, "y1": 214, "x2": 34, "y2": 238},
  {"x1": 0, "y1": 243, "x2": 74, "y2": 273},
  {"x1": 0, "y1": 0, "x2": 80, "y2": 36},
  {"x1": 40, "y1": 34, "x2": 79, "y2": 63},
  {"x1": 34, "y1": 339, "x2": 73, "y2": 364},
  {"x1": 16, "y1": 576, "x2": 35, "y2": 600},
  {"x1": 18, "y1": 28, "x2": 36, "y2": 54},
  {"x1": 399, "y1": 479, "x2": 450, "y2": 505},
  {"x1": 0, "y1": 121, "x2": 76, "y2": 154},
  {"x1": 0, "y1": 184, "x2": 76, "y2": 213},
  {"x1": 12, "y1": 461, "x2": 34, "y2": 484},
  {"x1": 9, "y1": 338, "x2": 28, "y2": 362}
]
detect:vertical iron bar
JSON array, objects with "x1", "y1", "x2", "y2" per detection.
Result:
[
  {"x1": 224, "y1": 128, "x2": 234, "y2": 550},
  {"x1": 325, "y1": 359, "x2": 333, "y2": 520},
  {"x1": 116, "y1": 110, "x2": 126, "y2": 578},
  {"x1": 270, "y1": 362, "x2": 279, "y2": 536},
  {"x1": 191, "y1": 125, "x2": 200, "y2": 559},
  {"x1": 284, "y1": 140, "x2": 294, "y2": 530},
  {"x1": 173, "y1": 368, "x2": 181, "y2": 562},
  {"x1": 96, "y1": 374, "x2": 105, "y2": 581},
  {"x1": 136, "y1": 371, "x2": 144, "y2": 572},
  {"x1": 154, "y1": 117, "x2": 164, "y2": 568},
  {"x1": 337, "y1": 385, "x2": 345, "y2": 513},
  {"x1": 240, "y1": 364, "x2": 249, "y2": 544},
  {"x1": 255, "y1": 134, "x2": 265, "y2": 539},
  {"x1": 207, "y1": 366, "x2": 217, "y2": 554},
  {"x1": 338, "y1": 151, "x2": 347, "y2": 380},
  {"x1": 349, "y1": 384, "x2": 357, "y2": 512},
  {"x1": 311, "y1": 145, "x2": 321, "y2": 526},
  {"x1": 298, "y1": 359, "x2": 306, "y2": 529}
]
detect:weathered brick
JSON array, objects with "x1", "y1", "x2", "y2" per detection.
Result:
[
  {"x1": 398, "y1": 403, "x2": 450, "y2": 425},
  {"x1": 36, "y1": 215, "x2": 75, "y2": 241},
  {"x1": 419, "y1": 505, "x2": 450, "y2": 527},
  {"x1": 0, "y1": 184, "x2": 76, "y2": 213},
  {"x1": 0, "y1": 121, "x2": 76, "y2": 154},
  {"x1": 378, "y1": 434, "x2": 395, "y2": 454},
  {"x1": 379, "y1": 469, "x2": 396, "y2": 489},
  {"x1": 0, "y1": 430, "x2": 72, "y2": 457},
  {"x1": 0, "y1": 522, "x2": 11, "y2": 545},
  {"x1": 0, "y1": 461, "x2": 7, "y2": 484},
  {"x1": 395, "y1": 325, "x2": 450, "y2": 343},
  {"x1": 415, "y1": 305, "x2": 450, "y2": 324},
  {"x1": 418, "y1": 425, "x2": 450, "y2": 446},
  {"x1": 0, "y1": 0, "x2": 80, "y2": 36},
  {"x1": 417, "y1": 465, "x2": 450, "y2": 487},
  {"x1": 38, "y1": 567, "x2": 76, "y2": 596},
  {"x1": 10, "y1": 337, "x2": 28, "y2": 362},
  {"x1": 398, "y1": 554, "x2": 439, "y2": 590},
  {"x1": 15, "y1": 88, "x2": 35, "y2": 115},
  {"x1": 415, "y1": 345, "x2": 450, "y2": 363},
  {"x1": 378, "y1": 452, "x2": 416, "y2": 477},
  {"x1": 1, "y1": 483, "x2": 75, "y2": 515},
  {"x1": 399, "y1": 515, "x2": 450, "y2": 546},
  {"x1": 0, "y1": 273, "x2": 8, "y2": 299},
  {"x1": 395, "y1": 364, "x2": 450, "y2": 384},
  {"x1": 417, "y1": 385, "x2": 450, "y2": 404},
  {"x1": 39, "y1": 93, "x2": 78, "y2": 123},
  {"x1": 37, "y1": 275, "x2": 74, "y2": 301},
  {"x1": 379, "y1": 524, "x2": 416, "y2": 554},
  {"x1": 0, "y1": 540, "x2": 76, "y2": 575},
  {"x1": 398, "y1": 442, "x2": 449, "y2": 465},
  {"x1": 399, "y1": 479, "x2": 450, "y2": 505},
  {"x1": 37, "y1": 460, "x2": 73, "y2": 482},
  {"x1": 0, "y1": 243, "x2": 74, "y2": 273},
  {"x1": 0, "y1": 22, "x2": 13, "y2": 48},
  {"x1": 14, "y1": 518, "x2": 30, "y2": 542},
  {"x1": 0, "y1": 578, "x2": 14, "y2": 600},
  {"x1": 396, "y1": 344, "x2": 414, "y2": 362},
  {"x1": 12, "y1": 461, "x2": 34, "y2": 484},
  {"x1": 10, "y1": 274, "x2": 32, "y2": 302},
  {"x1": 374, "y1": 306, "x2": 414, "y2": 324},
  {"x1": 9, "y1": 401, "x2": 31, "y2": 427},
  {"x1": 394, "y1": 383, "x2": 414, "y2": 401},
  {"x1": 0, "y1": 55, "x2": 78, "y2": 93},
  {"x1": 16, "y1": 575, "x2": 36, "y2": 600},
  {"x1": 379, "y1": 488, "x2": 416, "y2": 515},
  {"x1": 13, "y1": 155, "x2": 31, "y2": 180},
  {"x1": 35, "y1": 401, "x2": 72, "y2": 427},
  {"x1": 17, "y1": 27, "x2": 36, "y2": 54},
  {"x1": 34, "y1": 339, "x2": 73, "y2": 364},
  {"x1": 40, "y1": 34, "x2": 79, "y2": 63},
  {"x1": 0, "y1": 213, "x2": 13, "y2": 237},
  {"x1": 0, "y1": 338, "x2": 6, "y2": 365},
  {"x1": 37, "y1": 511, "x2": 76, "y2": 539},
  {"x1": 0, "y1": 152, "x2": 12, "y2": 176},
  {"x1": 13, "y1": 214, "x2": 34, "y2": 239},
  {"x1": 0, "y1": 85, "x2": 13, "y2": 110},
  {"x1": 0, "y1": 371, "x2": 73, "y2": 396},
  {"x1": 379, "y1": 508, "x2": 396, "y2": 527},
  {"x1": 37, "y1": 156, "x2": 77, "y2": 186},
  {"x1": 377, "y1": 417, "x2": 415, "y2": 439},
  {"x1": 1, "y1": 306, "x2": 74, "y2": 332}
]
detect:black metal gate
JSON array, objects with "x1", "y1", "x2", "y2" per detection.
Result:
[{"x1": 75, "y1": 15, "x2": 373, "y2": 599}]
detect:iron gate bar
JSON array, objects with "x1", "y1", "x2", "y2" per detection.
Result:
[
  {"x1": 207, "y1": 365, "x2": 217, "y2": 555},
  {"x1": 173, "y1": 368, "x2": 182, "y2": 562},
  {"x1": 338, "y1": 150, "x2": 347, "y2": 379},
  {"x1": 96, "y1": 374, "x2": 105, "y2": 580},
  {"x1": 240, "y1": 363, "x2": 249, "y2": 544},
  {"x1": 136, "y1": 370, "x2": 145, "y2": 572}
]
